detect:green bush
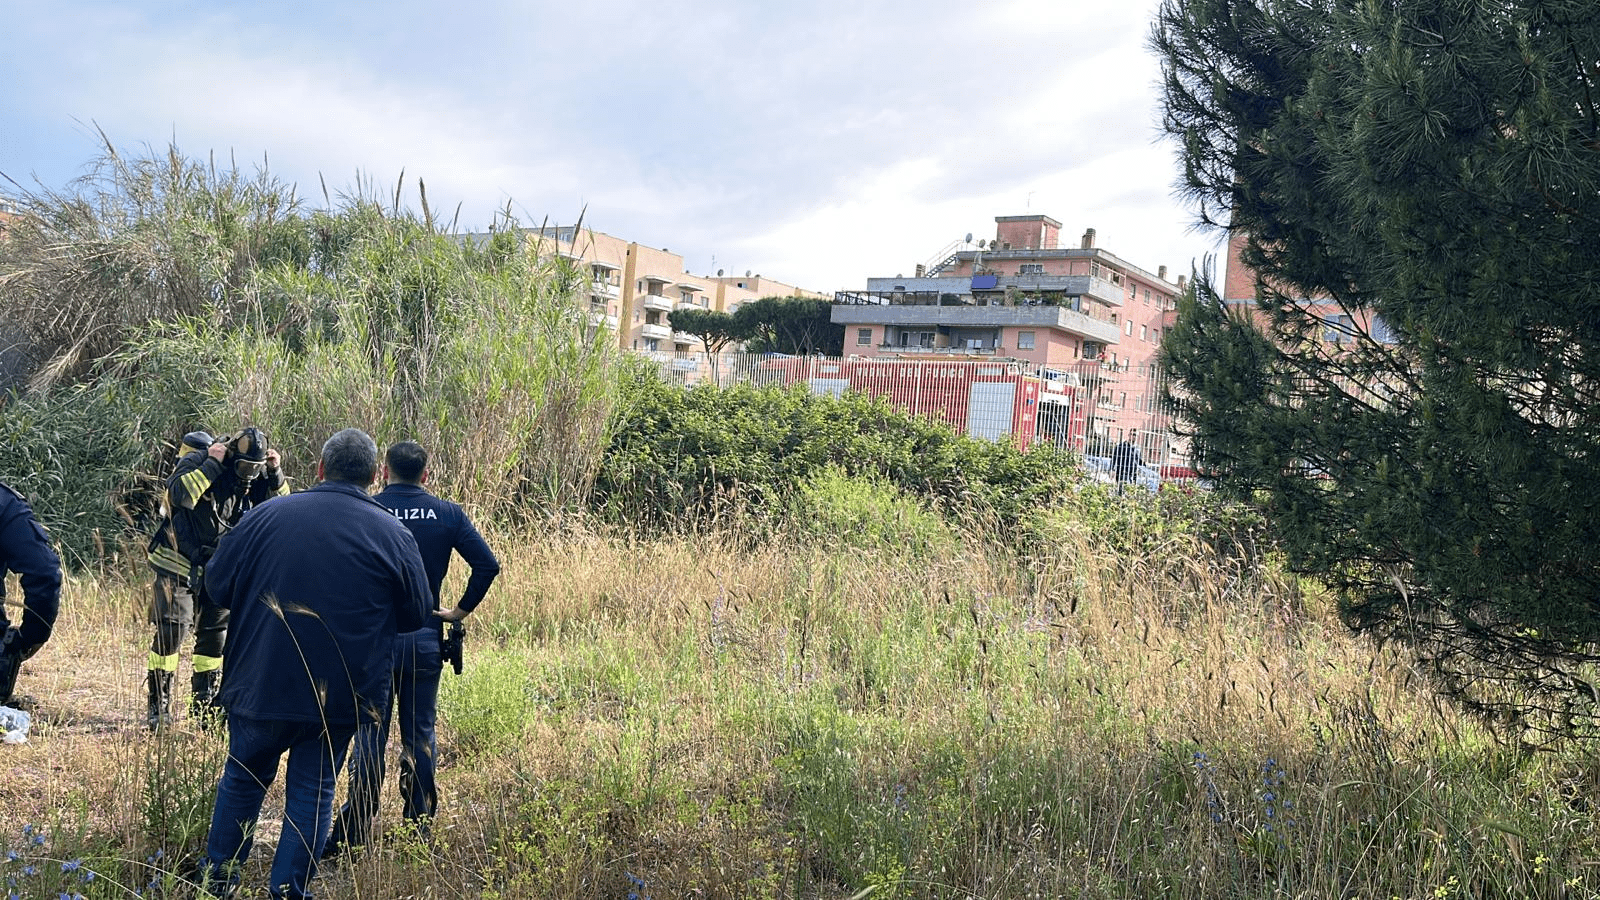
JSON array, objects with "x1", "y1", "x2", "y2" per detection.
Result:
[
  {"x1": 0, "y1": 385, "x2": 148, "y2": 568},
  {"x1": 591, "y1": 368, "x2": 1080, "y2": 534}
]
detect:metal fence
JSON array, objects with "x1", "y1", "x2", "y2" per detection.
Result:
[{"x1": 630, "y1": 350, "x2": 1192, "y2": 480}]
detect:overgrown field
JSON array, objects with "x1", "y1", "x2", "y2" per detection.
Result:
[{"x1": 5, "y1": 490, "x2": 1599, "y2": 900}]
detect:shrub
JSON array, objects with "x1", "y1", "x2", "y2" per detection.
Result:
[{"x1": 591, "y1": 368, "x2": 1080, "y2": 534}]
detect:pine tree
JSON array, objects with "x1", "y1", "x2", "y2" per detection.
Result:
[{"x1": 1155, "y1": 0, "x2": 1600, "y2": 743}]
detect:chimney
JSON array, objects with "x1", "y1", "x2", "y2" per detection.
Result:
[
  {"x1": 1177, "y1": 275, "x2": 1188, "y2": 291},
  {"x1": 1081, "y1": 228, "x2": 1096, "y2": 249},
  {"x1": 915, "y1": 264, "x2": 925, "y2": 277},
  {"x1": 1157, "y1": 265, "x2": 1168, "y2": 281}
]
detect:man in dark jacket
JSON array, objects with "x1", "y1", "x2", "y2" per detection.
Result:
[
  {"x1": 196, "y1": 428, "x2": 431, "y2": 900},
  {"x1": 0, "y1": 479, "x2": 61, "y2": 706},
  {"x1": 147, "y1": 426, "x2": 288, "y2": 726},
  {"x1": 1110, "y1": 429, "x2": 1145, "y2": 491},
  {"x1": 329, "y1": 440, "x2": 500, "y2": 855}
]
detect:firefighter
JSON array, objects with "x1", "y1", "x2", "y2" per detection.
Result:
[
  {"x1": 0, "y1": 478, "x2": 62, "y2": 706},
  {"x1": 145, "y1": 426, "x2": 288, "y2": 728}
]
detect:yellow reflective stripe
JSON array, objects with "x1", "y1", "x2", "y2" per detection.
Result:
[
  {"x1": 148, "y1": 653, "x2": 180, "y2": 672},
  {"x1": 178, "y1": 468, "x2": 213, "y2": 507},
  {"x1": 270, "y1": 480, "x2": 290, "y2": 497},
  {"x1": 149, "y1": 546, "x2": 190, "y2": 577},
  {"x1": 192, "y1": 655, "x2": 224, "y2": 673}
]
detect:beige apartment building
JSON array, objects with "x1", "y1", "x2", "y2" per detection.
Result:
[
  {"x1": 527, "y1": 225, "x2": 825, "y2": 353},
  {"x1": 0, "y1": 195, "x2": 18, "y2": 240}
]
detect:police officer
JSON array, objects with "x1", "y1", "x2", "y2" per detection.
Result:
[
  {"x1": 0, "y1": 478, "x2": 62, "y2": 706},
  {"x1": 145, "y1": 426, "x2": 287, "y2": 727},
  {"x1": 196, "y1": 427, "x2": 431, "y2": 900},
  {"x1": 328, "y1": 440, "x2": 499, "y2": 855}
]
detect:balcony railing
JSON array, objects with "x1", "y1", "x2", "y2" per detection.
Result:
[
  {"x1": 640, "y1": 323, "x2": 672, "y2": 340},
  {"x1": 641, "y1": 294, "x2": 674, "y2": 313},
  {"x1": 875, "y1": 344, "x2": 1002, "y2": 357}
]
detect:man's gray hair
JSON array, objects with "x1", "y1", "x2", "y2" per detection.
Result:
[{"x1": 321, "y1": 428, "x2": 379, "y2": 485}]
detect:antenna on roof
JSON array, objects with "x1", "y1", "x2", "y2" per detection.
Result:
[{"x1": 964, "y1": 232, "x2": 973, "y2": 244}]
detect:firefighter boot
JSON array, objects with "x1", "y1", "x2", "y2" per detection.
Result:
[
  {"x1": 190, "y1": 670, "x2": 223, "y2": 729},
  {"x1": 145, "y1": 669, "x2": 174, "y2": 730}
]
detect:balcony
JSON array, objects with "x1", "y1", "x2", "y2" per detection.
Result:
[
  {"x1": 862, "y1": 273, "x2": 1125, "y2": 308},
  {"x1": 640, "y1": 323, "x2": 672, "y2": 340},
  {"x1": 832, "y1": 302, "x2": 1120, "y2": 345},
  {"x1": 590, "y1": 280, "x2": 619, "y2": 299},
  {"x1": 641, "y1": 294, "x2": 674, "y2": 313},
  {"x1": 877, "y1": 345, "x2": 1002, "y2": 357},
  {"x1": 589, "y1": 311, "x2": 619, "y2": 330}
]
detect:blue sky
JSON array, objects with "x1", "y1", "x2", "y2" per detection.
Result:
[{"x1": 0, "y1": 0, "x2": 1222, "y2": 291}]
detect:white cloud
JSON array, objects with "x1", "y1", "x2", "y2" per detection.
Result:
[{"x1": 1, "y1": 0, "x2": 1216, "y2": 294}]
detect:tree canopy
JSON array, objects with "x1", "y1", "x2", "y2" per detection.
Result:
[
  {"x1": 1155, "y1": 0, "x2": 1600, "y2": 742},
  {"x1": 733, "y1": 296, "x2": 844, "y2": 356},
  {"x1": 667, "y1": 307, "x2": 744, "y2": 355}
]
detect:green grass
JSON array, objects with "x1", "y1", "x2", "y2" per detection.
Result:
[{"x1": 5, "y1": 494, "x2": 1600, "y2": 899}]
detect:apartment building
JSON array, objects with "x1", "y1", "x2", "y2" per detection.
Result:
[
  {"x1": 528, "y1": 225, "x2": 825, "y2": 353},
  {"x1": 1221, "y1": 229, "x2": 1393, "y2": 345},
  {"x1": 832, "y1": 214, "x2": 1184, "y2": 450},
  {"x1": 0, "y1": 195, "x2": 18, "y2": 241}
]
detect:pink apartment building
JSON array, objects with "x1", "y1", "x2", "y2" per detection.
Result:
[
  {"x1": 1221, "y1": 229, "x2": 1393, "y2": 345},
  {"x1": 832, "y1": 214, "x2": 1185, "y2": 453}
]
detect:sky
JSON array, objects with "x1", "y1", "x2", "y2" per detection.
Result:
[{"x1": 0, "y1": 0, "x2": 1225, "y2": 292}]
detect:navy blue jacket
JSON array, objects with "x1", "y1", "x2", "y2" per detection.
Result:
[
  {"x1": 374, "y1": 483, "x2": 500, "y2": 625},
  {"x1": 205, "y1": 481, "x2": 432, "y2": 727},
  {"x1": 0, "y1": 481, "x2": 61, "y2": 652}
]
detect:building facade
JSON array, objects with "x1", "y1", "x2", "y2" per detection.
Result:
[
  {"x1": 831, "y1": 214, "x2": 1184, "y2": 454},
  {"x1": 527, "y1": 225, "x2": 825, "y2": 353}
]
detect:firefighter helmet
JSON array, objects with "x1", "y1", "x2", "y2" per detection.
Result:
[
  {"x1": 230, "y1": 427, "x2": 269, "y2": 463},
  {"x1": 179, "y1": 431, "x2": 213, "y2": 457}
]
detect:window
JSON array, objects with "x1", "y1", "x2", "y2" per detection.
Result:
[
  {"x1": 1323, "y1": 313, "x2": 1354, "y2": 344},
  {"x1": 1125, "y1": 319, "x2": 1134, "y2": 336},
  {"x1": 1019, "y1": 263, "x2": 1044, "y2": 275},
  {"x1": 1017, "y1": 331, "x2": 1036, "y2": 350},
  {"x1": 857, "y1": 328, "x2": 872, "y2": 346},
  {"x1": 1139, "y1": 324, "x2": 1147, "y2": 341}
]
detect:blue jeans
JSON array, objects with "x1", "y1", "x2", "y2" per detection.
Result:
[
  {"x1": 201, "y1": 713, "x2": 356, "y2": 899},
  {"x1": 331, "y1": 628, "x2": 441, "y2": 849}
]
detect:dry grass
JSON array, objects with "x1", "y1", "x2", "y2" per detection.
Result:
[{"x1": 3, "y1": 510, "x2": 1596, "y2": 899}]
